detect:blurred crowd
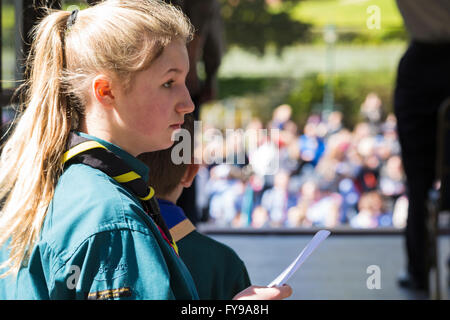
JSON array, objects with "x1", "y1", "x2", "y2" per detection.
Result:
[{"x1": 196, "y1": 92, "x2": 409, "y2": 229}]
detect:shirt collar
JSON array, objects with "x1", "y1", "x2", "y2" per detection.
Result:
[
  {"x1": 75, "y1": 131, "x2": 150, "y2": 183},
  {"x1": 157, "y1": 198, "x2": 196, "y2": 241},
  {"x1": 157, "y1": 198, "x2": 188, "y2": 229}
]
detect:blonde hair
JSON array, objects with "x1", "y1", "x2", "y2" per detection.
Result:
[{"x1": 0, "y1": 0, "x2": 193, "y2": 277}]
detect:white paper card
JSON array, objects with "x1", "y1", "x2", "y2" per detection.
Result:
[{"x1": 268, "y1": 230, "x2": 331, "y2": 287}]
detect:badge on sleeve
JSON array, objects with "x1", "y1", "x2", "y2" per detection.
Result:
[{"x1": 87, "y1": 287, "x2": 132, "y2": 300}]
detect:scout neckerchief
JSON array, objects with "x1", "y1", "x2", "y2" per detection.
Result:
[
  {"x1": 157, "y1": 199, "x2": 196, "y2": 242},
  {"x1": 62, "y1": 132, "x2": 179, "y2": 255}
]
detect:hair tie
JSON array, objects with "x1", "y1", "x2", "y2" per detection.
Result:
[{"x1": 66, "y1": 9, "x2": 79, "y2": 29}]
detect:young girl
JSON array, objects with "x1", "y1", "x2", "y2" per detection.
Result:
[{"x1": 0, "y1": 0, "x2": 291, "y2": 300}]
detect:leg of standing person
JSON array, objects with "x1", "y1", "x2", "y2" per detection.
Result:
[{"x1": 394, "y1": 41, "x2": 450, "y2": 291}]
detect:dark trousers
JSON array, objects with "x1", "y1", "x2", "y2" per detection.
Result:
[{"x1": 394, "y1": 41, "x2": 450, "y2": 284}]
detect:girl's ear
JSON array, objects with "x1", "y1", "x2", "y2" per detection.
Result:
[{"x1": 92, "y1": 75, "x2": 116, "y2": 107}]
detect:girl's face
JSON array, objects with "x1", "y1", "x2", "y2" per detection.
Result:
[{"x1": 112, "y1": 39, "x2": 194, "y2": 156}]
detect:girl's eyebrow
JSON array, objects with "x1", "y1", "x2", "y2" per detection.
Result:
[{"x1": 164, "y1": 68, "x2": 183, "y2": 75}]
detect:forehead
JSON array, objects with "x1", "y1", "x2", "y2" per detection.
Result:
[{"x1": 151, "y1": 40, "x2": 189, "y2": 74}]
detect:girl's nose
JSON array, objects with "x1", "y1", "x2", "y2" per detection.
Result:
[{"x1": 176, "y1": 88, "x2": 195, "y2": 115}]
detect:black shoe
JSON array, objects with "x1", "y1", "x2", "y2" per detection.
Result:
[{"x1": 397, "y1": 272, "x2": 429, "y2": 292}]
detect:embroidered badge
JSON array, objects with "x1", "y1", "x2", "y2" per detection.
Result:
[
  {"x1": 87, "y1": 287, "x2": 132, "y2": 300},
  {"x1": 94, "y1": 262, "x2": 128, "y2": 281}
]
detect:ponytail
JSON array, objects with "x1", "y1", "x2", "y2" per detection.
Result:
[{"x1": 0, "y1": 9, "x2": 74, "y2": 277}]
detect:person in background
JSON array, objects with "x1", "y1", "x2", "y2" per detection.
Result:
[
  {"x1": 298, "y1": 122, "x2": 325, "y2": 168},
  {"x1": 360, "y1": 92, "x2": 384, "y2": 135},
  {"x1": 260, "y1": 170, "x2": 297, "y2": 227},
  {"x1": 394, "y1": 0, "x2": 450, "y2": 292},
  {"x1": 350, "y1": 191, "x2": 392, "y2": 229}
]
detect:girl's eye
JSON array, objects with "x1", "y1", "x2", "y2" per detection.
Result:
[{"x1": 163, "y1": 80, "x2": 174, "y2": 88}]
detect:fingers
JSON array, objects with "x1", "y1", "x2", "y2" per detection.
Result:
[
  {"x1": 256, "y1": 284, "x2": 292, "y2": 300},
  {"x1": 233, "y1": 284, "x2": 293, "y2": 300},
  {"x1": 275, "y1": 284, "x2": 293, "y2": 299}
]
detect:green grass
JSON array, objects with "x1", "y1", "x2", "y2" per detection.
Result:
[
  {"x1": 1, "y1": 2, "x2": 89, "y2": 30},
  {"x1": 291, "y1": 0, "x2": 404, "y2": 30},
  {"x1": 217, "y1": 77, "x2": 282, "y2": 100},
  {"x1": 2, "y1": 3, "x2": 15, "y2": 87},
  {"x1": 219, "y1": 43, "x2": 406, "y2": 78},
  {"x1": 1, "y1": 4, "x2": 14, "y2": 30}
]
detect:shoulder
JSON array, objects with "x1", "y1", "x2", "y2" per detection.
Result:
[
  {"x1": 41, "y1": 164, "x2": 152, "y2": 260},
  {"x1": 178, "y1": 231, "x2": 251, "y2": 296},
  {"x1": 180, "y1": 231, "x2": 246, "y2": 267}
]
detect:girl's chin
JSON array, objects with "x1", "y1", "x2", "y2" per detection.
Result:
[
  {"x1": 141, "y1": 137, "x2": 175, "y2": 154},
  {"x1": 163, "y1": 137, "x2": 177, "y2": 150}
]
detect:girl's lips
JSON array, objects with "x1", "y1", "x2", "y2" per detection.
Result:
[{"x1": 170, "y1": 124, "x2": 182, "y2": 129}]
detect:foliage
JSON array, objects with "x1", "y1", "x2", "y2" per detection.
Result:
[
  {"x1": 215, "y1": 69, "x2": 397, "y2": 130},
  {"x1": 286, "y1": 71, "x2": 396, "y2": 129},
  {"x1": 217, "y1": 77, "x2": 281, "y2": 100},
  {"x1": 290, "y1": 0, "x2": 406, "y2": 44},
  {"x1": 291, "y1": 0, "x2": 404, "y2": 29},
  {"x1": 218, "y1": 0, "x2": 407, "y2": 51},
  {"x1": 219, "y1": 0, "x2": 311, "y2": 55},
  {"x1": 215, "y1": 76, "x2": 297, "y2": 123}
]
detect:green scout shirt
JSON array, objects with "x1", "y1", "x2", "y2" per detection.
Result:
[
  {"x1": 0, "y1": 132, "x2": 198, "y2": 300},
  {"x1": 158, "y1": 199, "x2": 251, "y2": 300}
]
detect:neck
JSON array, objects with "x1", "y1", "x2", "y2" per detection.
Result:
[
  {"x1": 80, "y1": 115, "x2": 140, "y2": 157},
  {"x1": 159, "y1": 184, "x2": 184, "y2": 205}
]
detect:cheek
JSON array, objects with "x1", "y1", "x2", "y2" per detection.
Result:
[{"x1": 133, "y1": 103, "x2": 169, "y2": 134}]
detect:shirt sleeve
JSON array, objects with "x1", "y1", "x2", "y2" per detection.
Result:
[
  {"x1": 230, "y1": 260, "x2": 252, "y2": 299},
  {"x1": 49, "y1": 228, "x2": 175, "y2": 300}
]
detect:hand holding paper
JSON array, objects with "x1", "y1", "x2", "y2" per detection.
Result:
[{"x1": 268, "y1": 230, "x2": 331, "y2": 287}]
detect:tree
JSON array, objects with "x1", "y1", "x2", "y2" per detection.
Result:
[{"x1": 219, "y1": 0, "x2": 310, "y2": 54}]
